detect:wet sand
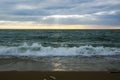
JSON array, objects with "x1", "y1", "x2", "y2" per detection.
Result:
[
  {"x1": 0, "y1": 56, "x2": 120, "y2": 71},
  {"x1": 0, "y1": 56, "x2": 120, "y2": 80}
]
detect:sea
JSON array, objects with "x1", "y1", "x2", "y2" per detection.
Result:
[{"x1": 0, "y1": 29, "x2": 120, "y2": 71}]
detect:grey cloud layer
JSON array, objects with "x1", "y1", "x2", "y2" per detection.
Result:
[{"x1": 0, "y1": 0, "x2": 120, "y2": 25}]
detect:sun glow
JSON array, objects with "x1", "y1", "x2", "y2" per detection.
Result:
[
  {"x1": 0, "y1": 25, "x2": 119, "y2": 29},
  {"x1": 0, "y1": 21, "x2": 119, "y2": 29}
]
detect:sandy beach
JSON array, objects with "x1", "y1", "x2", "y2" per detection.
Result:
[
  {"x1": 0, "y1": 71, "x2": 120, "y2": 80},
  {"x1": 0, "y1": 56, "x2": 120, "y2": 71}
]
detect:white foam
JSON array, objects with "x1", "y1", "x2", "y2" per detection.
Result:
[{"x1": 0, "y1": 43, "x2": 120, "y2": 57}]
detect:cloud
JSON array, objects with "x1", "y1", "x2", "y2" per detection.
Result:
[
  {"x1": 42, "y1": 14, "x2": 92, "y2": 20},
  {"x1": 0, "y1": 0, "x2": 120, "y2": 26},
  {"x1": 0, "y1": 20, "x2": 37, "y2": 26},
  {"x1": 15, "y1": 4, "x2": 37, "y2": 10},
  {"x1": 94, "y1": 10, "x2": 120, "y2": 16}
]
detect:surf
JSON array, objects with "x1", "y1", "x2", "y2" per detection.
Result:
[{"x1": 0, "y1": 42, "x2": 119, "y2": 57}]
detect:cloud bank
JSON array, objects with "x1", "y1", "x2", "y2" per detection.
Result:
[{"x1": 0, "y1": 0, "x2": 120, "y2": 27}]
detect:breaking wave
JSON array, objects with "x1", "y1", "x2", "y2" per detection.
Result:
[{"x1": 0, "y1": 43, "x2": 120, "y2": 57}]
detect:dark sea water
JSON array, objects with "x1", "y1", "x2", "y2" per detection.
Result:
[{"x1": 0, "y1": 30, "x2": 120, "y2": 71}]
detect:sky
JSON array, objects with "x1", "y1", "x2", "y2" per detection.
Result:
[{"x1": 0, "y1": 0, "x2": 120, "y2": 29}]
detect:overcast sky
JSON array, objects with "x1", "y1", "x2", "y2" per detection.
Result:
[{"x1": 0, "y1": 0, "x2": 120, "y2": 29}]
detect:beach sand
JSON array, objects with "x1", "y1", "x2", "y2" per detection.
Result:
[
  {"x1": 0, "y1": 56, "x2": 120, "y2": 80},
  {"x1": 0, "y1": 56, "x2": 120, "y2": 71},
  {"x1": 0, "y1": 71, "x2": 120, "y2": 80}
]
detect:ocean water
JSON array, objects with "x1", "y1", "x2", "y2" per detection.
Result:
[{"x1": 0, "y1": 30, "x2": 120, "y2": 71}]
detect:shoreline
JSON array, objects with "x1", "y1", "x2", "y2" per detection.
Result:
[{"x1": 0, "y1": 56, "x2": 120, "y2": 71}]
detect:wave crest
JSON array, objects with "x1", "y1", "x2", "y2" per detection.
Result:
[{"x1": 0, "y1": 42, "x2": 120, "y2": 57}]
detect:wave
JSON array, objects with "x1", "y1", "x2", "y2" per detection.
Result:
[{"x1": 0, "y1": 42, "x2": 120, "y2": 57}]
